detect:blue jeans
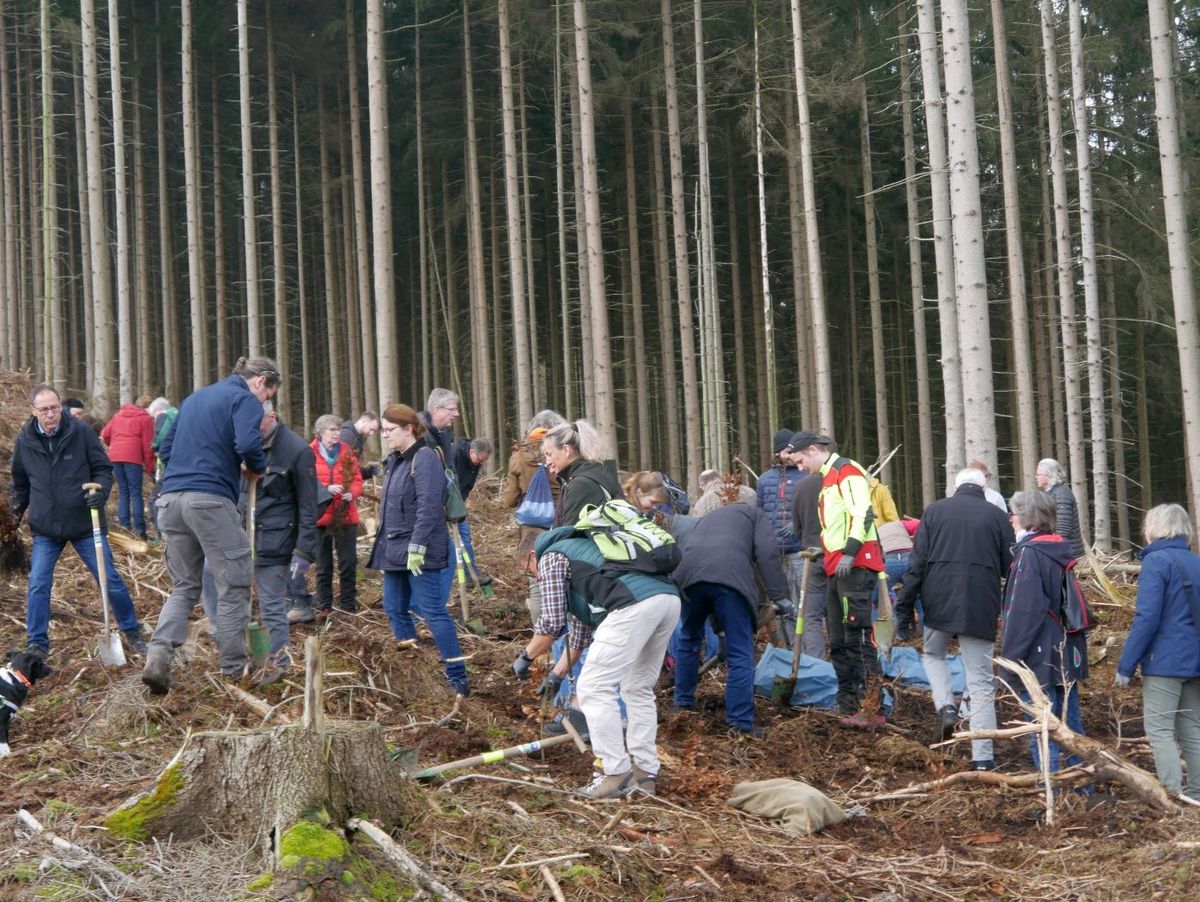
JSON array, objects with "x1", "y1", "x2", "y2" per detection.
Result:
[
  {"x1": 382, "y1": 568, "x2": 467, "y2": 694},
  {"x1": 440, "y1": 534, "x2": 459, "y2": 603},
  {"x1": 113, "y1": 462, "x2": 146, "y2": 534},
  {"x1": 1022, "y1": 684, "x2": 1084, "y2": 773},
  {"x1": 674, "y1": 582, "x2": 756, "y2": 730},
  {"x1": 27, "y1": 533, "x2": 141, "y2": 651}
]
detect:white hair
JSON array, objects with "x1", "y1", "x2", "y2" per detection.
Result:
[
  {"x1": 1037, "y1": 458, "x2": 1067, "y2": 487},
  {"x1": 954, "y1": 467, "x2": 986, "y2": 489},
  {"x1": 1143, "y1": 503, "x2": 1195, "y2": 544},
  {"x1": 147, "y1": 396, "x2": 170, "y2": 417}
]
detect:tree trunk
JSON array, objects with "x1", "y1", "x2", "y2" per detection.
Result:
[
  {"x1": 916, "y1": 0, "x2": 964, "y2": 484},
  {"x1": 567, "y1": 46, "x2": 593, "y2": 423},
  {"x1": 623, "y1": 94, "x2": 652, "y2": 469},
  {"x1": 367, "y1": 0, "x2": 398, "y2": 404},
  {"x1": 751, "y1": 15, "x2": 778, "y2": 441},
  {"x1": 518, "y1": 62, "x2": 541, "y2": 408},
  {"x1": 266, "y1": 2, "x2": 288, "y2": 417},
  {"x1": 898, "y1": 13, "x2": 935, "y2": 508},
  {"x1": 292, "y1": 79, "x2": 312, "y2": 436},
  {"x1": 339, "y1": 103, "x2": 363, "y2": 416},
  {"x1": 662, "y1": 0, "x2": 700, "y2": 489},
  {"x1": 415, "y1": 9, "x2": 430, "y2": 400},
  {"x1": 940, "y1": 0, "x2": 998, "y2": 475},
  {"x1": 181, "y1": 0, "x2": 206, "y2": 389},
  {"x1": 213, "y1": 85, "x2": 228, "y2": 375},
  {"x1": 499, "y1": 0, "x2": 532, "y2": 430},
  {"x1": 42, "y1": 0, "x2": 63, "y2": 387},
  {"x1": 347, "y1": 0, "x2": 378, "y2": 416},
  {"x1": 318, "y1": 86, "x2": 343, "y2": 414},
  {"x1": 649, "y1": 97, "x2": 680, "y2": 476},
  {"x1": 131, "y1": 35, "x2": 152, "y2": 391},
  {"x1": 1040, "y1": 0, "x2": 1089, "y2": 542},
  {"x1": 237, "y1": 0, "x2": 260, "y2": 357},
  {"x1": 858, "y1": 65, "x2": 889, "y2": 478},
  {"x1": 0, "y1": 9, "x2": 14, "y2": 369},
  {"x1": 83, "y1": 0, "x2": 115, "y2": 414},
  {"x1": 154, "y1": 13, "x2": 178, "y2": 400},
  {"x1": 1101, "y1": 202, "x2": 1130, "y2": 550},
  {"x1": 785, "y1": 114, "x2": 812, "y2": 430},
  {"x1": 1148, "y1": 0, "x2": 1200, "y2": 525},
  {"x1": 1068, "y1": 0, "x2": 1109, "y2": 549},
  {"x1": 552, "y1": 3, "x2": 573, "y2": 419},
  {"x1": 108, "y1": 0, "x2": 132, "y2": 402},
  {"x1": 990, "y1": 0, "x2": 1037, "y2": 489},
  {"x1": 788, "y1": 0, "x2": 832, "y2": 435}
]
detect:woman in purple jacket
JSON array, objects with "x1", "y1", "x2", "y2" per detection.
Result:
[
  {"x1": 369, "y1": 403, "x2": 466, "y2": 696},
  {"x1": 1117, "y1": 504, "x2": 1200, "y2": 800}
]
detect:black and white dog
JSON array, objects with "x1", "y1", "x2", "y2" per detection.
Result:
[{"x1": 0, "y1": 651, "x2": 53, "y2": 757}]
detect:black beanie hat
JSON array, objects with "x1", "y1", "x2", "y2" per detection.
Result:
[{"x1": 772, "y1": 429, "x2": 795, "y2": 454}]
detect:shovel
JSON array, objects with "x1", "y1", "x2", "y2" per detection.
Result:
[
  {"x1": 449, "y1": 526, "x2": 487, "y2": 635},
  {"x1": 772, "y1": 546, "x2": 820, "y2": 705},
  {"x1": 82, "y1": 482, "x2": 127, "y2": 666}
]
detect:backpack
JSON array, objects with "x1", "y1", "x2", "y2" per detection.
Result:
[
  {"x1": 515, "y1": 463, "x2": 555, "y2": 529},
  {"x1": 151, "y1": 406, "x2": 178, "y2": 452},
  {"x1": 574, "y1": 499, "x2": 681, "y2": 575},
  {"x1": 658, "y1": 472, "x2": 691, "y2": 515},
  {"x1": 1051, "y1": 558, "x2": 1095, "y2": 635}
]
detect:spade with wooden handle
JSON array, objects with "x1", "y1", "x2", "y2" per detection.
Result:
[
  {"x1": 82, "y1": 482, "x2": 127, "y2": 666},
  {"x1": 772, "y1": 547, "x2": 821, "y2": 705}
]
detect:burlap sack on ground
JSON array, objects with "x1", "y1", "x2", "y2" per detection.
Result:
[{"x1": 728, "y1": 778, "x2": 847, "y2": 835}]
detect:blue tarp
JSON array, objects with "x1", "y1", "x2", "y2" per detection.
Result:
[{"x1": 752, "y1": 644, "x2": 965, "y2": 709}]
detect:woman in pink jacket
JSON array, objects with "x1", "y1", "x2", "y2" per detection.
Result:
[{"x1": 101, "y1": 395, "x2": 156, "y2": 539}]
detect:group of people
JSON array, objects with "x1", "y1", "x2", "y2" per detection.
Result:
[{"x1": 10, "y1": 363, "x2": 1200, "y2": 803}]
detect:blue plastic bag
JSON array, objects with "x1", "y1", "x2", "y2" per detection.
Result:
[{"x1": 515, "y1": 464, "x2": 555, "y2": 528}]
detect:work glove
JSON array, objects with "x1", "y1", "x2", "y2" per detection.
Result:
[
  {"x1": 288, "y1": 554, "x2": 311, "y2": 582},
  {"x1": 84, "y1": 489, "x2": 105, "y2": 510},
  {"x1": 1114, "y1": 672, "x2": 1131, "y2": 687},
  {"x1": 778, "y1": 523, "x2": 795, "y2": 540},
  {"x1": 772, "y1": 598, "x2": 797, "y2": 637},
  {"x1": 512, "y1": 652, "x2": 534, "y2": 680},
  {"x1": 537, "y1": 671, "x2": 563, "y2": 699},
  {"x1": 896, "y1": 610, "x2": 918, "y2": 643},
  {"x1": 834, "y1": 555, "x2": 855, "y2": 579},
  {"x1": 406, "y1": 551, "x2": 425, "y2": 576}
]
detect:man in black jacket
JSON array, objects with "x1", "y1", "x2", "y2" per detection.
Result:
[
  {"x1": 897, "y1": 468, "x2": 1014, "y2": 769},
  {"x1": 10, "y1": 384, "x2": 146, "y2": 658},
  {"x1": 339, "y1": 411, "x2": 380, "y2": 479},
  {"x1": 789, "y1": 433, "x2": 834, "y2": 660}
]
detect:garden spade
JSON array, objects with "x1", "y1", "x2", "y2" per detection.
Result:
[
  {"x1": 771, "y1": 547, "x2": 820, "y2": 705},
  {"x1": 82, "y1": 482, "x2": 126, "y2": 666}
]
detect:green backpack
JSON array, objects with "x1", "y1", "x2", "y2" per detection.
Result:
[{"x1": 574, "y1": 499, "x2": 681, "y2": 576}]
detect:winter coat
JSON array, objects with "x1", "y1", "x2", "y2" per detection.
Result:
[
  {"x1": 869, "y1": 479, "x2": 900, "y2": 525},
  {"x1": 503, "y1": 442, "x2": 563, "y2": 508},
  {"x1": 1118, "y1": 537, "x2": 1200, "y2": 679},
  {"x1": 790, "y1": 471, "x2": 823, "y2": 553},
  {"x1": 555, "y1": 458, "x2": 623, "y2": 527},
  {"x1": 369, "y1": 443, "x2": 447, "y2": 571},
  {"x1": 817, "y1": 455, "x2": 884, "y2": 575},
  {"x1": 898, "y1": 484, "x2": 1015, "y2": 640},
  {"x1": 10, "y1": 412, "x2": 114, "y2": 541},
  {"x1": 311, "y1": 440, "x2": 364, "y2": 528},
  {"x1": 1046, "y1": 482, "x2": 1084, "y2": 557},
  {"x1": 101, "y1": 404, "x2": 155, "y2": 470},
  {"x1": 1000, "y1": 533, "x2": 1088, "y2": 690},
  {"x1": 338, "y1": 420, "x2": 378, "y2": 480},
  {"x1": 158, "y1": 375, "x2": 267, "y2": 503},
  {"x1": 674, "y1": 503, "x2": 789, "y2": 628},
  {"x1": 756, "y1": 463, "x2": 804, "y2": 554},
  {"x1": 252, "y1": 423, "x2": 320, "y2": 566},
  {"x1": 418, "y1": 410, "x2": 455, "y2": 461}
]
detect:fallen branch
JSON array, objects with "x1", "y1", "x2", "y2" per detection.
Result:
[
  {"x1": 856, "y1": 765, "x2": 1091, "y2": 803},
  {"x1": 17, "y1": 809, "x2": 139, "y2": 891},
  {"x1": 484, "y1": 852, "x2": 590, "y2": 871},
  {"x1": 207, "y1": 674, "x2": 291, "y2": 726},
  {"x1": 346, "y1": 817, "x2": 466, "y2": 902},
  {"x1": 540, "y1": 864, "x2": 567, "y2": 902}
]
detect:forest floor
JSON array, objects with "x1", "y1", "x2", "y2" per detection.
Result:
[{"x1": 1, "y1": 372, "x2": 1199, "y2": 900}]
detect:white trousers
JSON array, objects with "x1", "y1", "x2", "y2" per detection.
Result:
[{"x1": 923, "y1": 629, "x2": 997, "y2": 761}]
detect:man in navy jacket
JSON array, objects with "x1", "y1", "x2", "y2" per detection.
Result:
[{"x1": 142, "y1": 357, "x2": 280, "y2": 694}]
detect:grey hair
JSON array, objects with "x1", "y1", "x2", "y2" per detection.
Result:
[
  {"x1": 954, "y1": 467, "x2": 987, "y2": 489},
  {"x1": 233, "y1": 355, "x2": 281, "y2": 386},
  {"x1": 313, "y1": 414, "x2": 342, "y2": 435},
  {"x1": 1010, "y1": 490, "x2": 1056, "y2": 533},
  {"x1": 544, "y1": 419, "x2": 611, "y2": 462},
  {"x1": 1143, "y1": 503, "x2": 1195, "y2": 545},
  {"x1": 1037, "y1": 458, "x2": 1067, "y2": 487},
  {"x1": 699, "y1": 469, "x2": 721, "y2": 490},
  {"x1": 526, "y1": 409, "x2": 567, "y2": 433},
  {"x1": 28, "y1": 383, "x2": 61, "y2": 405},
  {"x1": 426, "y1": 387, "x2": 459, "y2": 412},
  {"x1": 147, "y1": 396, "x2": 170, "y2": 417},
  {"x1": 470, "y1": 437, "x2": 494, "y2": 455}
]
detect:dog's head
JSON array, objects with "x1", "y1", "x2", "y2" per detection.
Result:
[{"x1": 4, "y1": 651, "x2": 53, "y2": 685}]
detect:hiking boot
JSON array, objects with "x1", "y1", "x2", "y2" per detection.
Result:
[
  {"x1": 474, "y1": 569, "x2": 493, "y2": 587},
  {"x1": 972, "y1": 759, "x2": 996, "y2": 771},
  {"x1": 25, "y1": 643, "x2": 49, "y2": 661},
  {"x1": 631, "y1": 764, "x2": 658, "y2": 796},
  {"x1": 730, "y1": 724, "x2": 768, "y2": 739},
  {"x1": 577, "y1": 770, "x2": 634, "y2": 800},
  {"x1": 544, "y1": 709, "x2": 590, "y2": 741},
  {"x1": 287, "y1": 606, "x2": 315, "y2": 625},
  {"x1": 141, "y1": 655, "x2": 172, "y2": 696},
  {"x1": 937, "y1": 704, "x2": 959, "y2": 740},
  {"x1": 123, "y1": 628, "x2": 149, "y2": 657},
  {"x1": 667, "y1": 702, "x2": 696, "y2": 715},
  {"x1": 840, "y1": 712, "x2": 887, "y2": 731},
  {"x1": 254, "y1": 652, "x2": 292, "y2": 687},
  {"x1": 336, "y1": 603, "x2": 358, "y2": 613}
]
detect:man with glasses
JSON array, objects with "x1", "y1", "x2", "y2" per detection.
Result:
[
  {"x1": 419, "y1": 388, "x2": 460, "y2": 459},
  {"x1": 142, "y1": 357, "x2": 280, "y2": 694},
  {"x1": 10, "y1": 384, "x2": 147, "y2": 659}
]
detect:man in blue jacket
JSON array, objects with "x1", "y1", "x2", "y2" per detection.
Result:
[
  {"x1": 756, "y1": 428, "x2": 803, "y2": 629},
  {"x1": 142, "y1": 357, "x2": 280, "y2": 694},
  {"x1": 10, "y1": 384, "x2": 146, "y2": 658}
]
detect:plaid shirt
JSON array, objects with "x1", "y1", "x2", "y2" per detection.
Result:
[{"x1": 535, "y1": 551, "x2": 595, "y2": 652}]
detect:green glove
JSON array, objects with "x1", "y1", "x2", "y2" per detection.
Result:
[{"x1": 407, "y1": 551, "x2": 425, "y2": 575}]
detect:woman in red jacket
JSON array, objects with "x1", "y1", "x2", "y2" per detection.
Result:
[
  {"x1": 289, "y1": 414, "x2": 364, "y2": 622},
  {"x1": 100, "y1": 395, "x2": 156, "y2": 539}
]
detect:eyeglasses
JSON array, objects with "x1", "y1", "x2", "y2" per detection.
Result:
[
  {"x1": 438, "y1": 404, "x2": 460, "y2": 413},
  {"x1": 380, "y1": 425, "x2": 398, "y2": 435},
  {"x1": 34, "y1": 404, "x2": 61, "y2": 415}
]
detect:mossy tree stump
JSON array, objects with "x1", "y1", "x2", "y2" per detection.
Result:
[{"x1": 106, "y1": 637, "x2": 409, "y2": 858}]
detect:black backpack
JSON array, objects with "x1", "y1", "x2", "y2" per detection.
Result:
[
  {"x1": 1051, "y1": 558, "x2": 1095, "y2": 635},
  {"x1": 658, "y1": 472, "x2": 691, "y2": 515}
]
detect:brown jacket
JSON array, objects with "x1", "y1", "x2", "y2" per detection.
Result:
[{"x1": 502, "y1": 442, "x2": 562, "y2": 509}]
